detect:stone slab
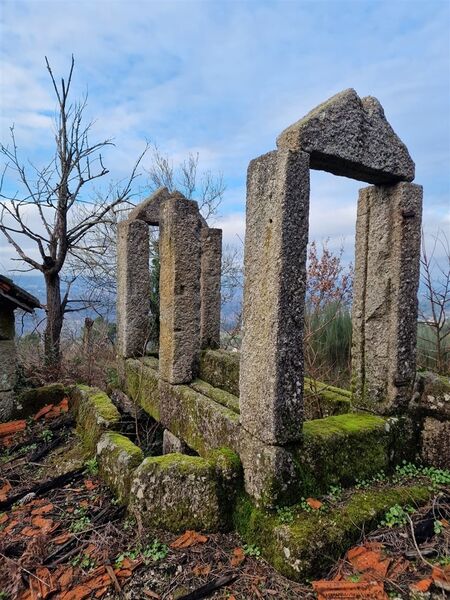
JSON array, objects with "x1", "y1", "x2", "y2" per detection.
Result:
[
  {"x1": 421, "y1": 417, "x2": 450, "y2": 469},
  {"x1": 277, "y1": 89, "x2": 415, "y2": 184},
  {"x1": 129, "y1": 453, "x2": 223, "y2": 531},
  {"x1": 163, "y1": 429, "x2": 191, "y2": 454},
  {"x1": 240, "y1": 149, "x2": 309, "y2": 444},
  {"x1": 97, "y1": 431, "x2": 144, "y2": 504},
  {"x1": 128, "y1": 187, "x2": 171, "y2": 225}
]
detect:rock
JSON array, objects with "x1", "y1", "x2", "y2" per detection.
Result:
[
  {"x1": 70, "y1": 385, "x2": 121, "y2": 452},
  {"x1": 277, "y1": 89, "x2": 415, "y2": 184},
  {"x1": 97, "y1": 431, "x2": 144, "y2": 504},
  {"x1": 129, "y1": 453, "x2": 224, "y2": 531},
  {"x1": 163, "y1": 429, "x2": 191, "y2": 454},
  {"x1": 421, "y1": 417, "x2": 450, "y2": 469}
]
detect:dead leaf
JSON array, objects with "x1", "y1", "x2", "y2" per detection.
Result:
[
  {"x1": 58, "y1": 566, "x2": 75, "y2": 590},
  {"x1": 52, "y1": 532, "x2": 72, "y2": 545},
  {"x1": 347, "y1": 544, "x2": 391, "y2": 580},
  {"x1": 192, "y1": 563, "x2": 212, "y2": 576},
  {"x1": 29, "y1": 567, "x2": 55, "y2": 600},
  {"x1": 0, "y1": 513, "x2": 8, "y2": 524},
  {"x1": 0, "y1": 420, "x2": 26, "y2": 437},
  {"x1": 306, "y1": 497, "x2": 323, "y2": 510},
  {"x1": 313, "y1": 580, "x2": 388, "y2": 600},
  {"x1": 230, "y1": 547, "x2": 246, "y2": 567},
  {"x1": 32, "y1": 515, "x2": 54, "y2": 532},
  {"x1": 3, "y1": 519, "x2": 19, "y2": 534},
  {"x1": 0, "y1": 480, "x2": 12, "y2": 501},
  {"x1": 170, "y1": 530, "x2": 208, "y2": 549},
  {"x1": 31, "y1": 503, "x2": 54, "y2": 515},
  {"x1": 410, "y1": 579, "x2": 432, "y2": 593},
  {"x1": 33, "y1": 405, "x2": 54, "y2": 420},
  {"x1": 115, "y1": 568, "x2": 132, "y2": 578},
  {"x1": 84, "y1": 479, "x2": 97, "y2": 490},
  {"x1": 432, "y1": 565, "x2": 450, "y2": 592}
]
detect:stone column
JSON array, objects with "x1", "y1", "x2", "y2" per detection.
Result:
[
  {"x1": 0, "y1": 303, "x2": 16, "y2": 421},
  {"x1": 200, "y1": 227, "x2": 222, "y2": 349},
  {"x1": 159, "y1": 195, "x2": 203, "y2": 384},
  {"x1": 116, "y1": 219, "x2": 150, "y2": 358},
  {"x1": 240, "y1": 149, "x2": 310, "y2": 444},
  {"x1": 352, "y1": 182, "x2": 423, "y2": 413}
]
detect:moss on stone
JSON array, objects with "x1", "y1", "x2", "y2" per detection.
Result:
[
  {"x1": 159, "y1": 381, "x2": 240, "y2": 458},
  {"x1": 70, "y1": 385, "x2": 120, "y2": 453},
  {"x1": 304, "y1": 378, "x2": 352, "y2": 419},
  {"x1": 190, "y1": 379, "x2": 240, "y2": 414},
  {"x1": 97, "y1": 432, "x2": 144, "y2": 504},
  {"x1": 129, "y1": 453, "x2": 223, "y2": 531},
  {"x1": 234, "y1": 484, "x2": 431, "y2": 581},
  {"x1": 125, "y1": 359, "x2": 160, "y2": 420},
  {"x1": 199, "y1": 349, "x2": 240, "y2": 397},
  {"x1": 14, "y1": 383, "x2": 67, "y2": 418},
  {"x1": 294, "y1": 413, "x2": 389, "y2": 495}
]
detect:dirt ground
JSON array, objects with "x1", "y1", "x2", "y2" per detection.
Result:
[{"x1": 1, "y1": 405, "x2": 449, "y2": 600}]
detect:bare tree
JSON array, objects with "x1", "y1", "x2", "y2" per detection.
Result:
[
  {"x1": 418, "y1": 230, "x2": 450, "y2": 374},
  {"x1": 0, "y1": 57, "x2": 147, "y2": 368}
]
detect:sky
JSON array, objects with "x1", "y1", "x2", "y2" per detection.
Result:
[{"x1": 1, "y1": 0, "x2": 449, "y2": 276}]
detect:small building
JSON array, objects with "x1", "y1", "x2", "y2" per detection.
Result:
[{"x1": 0, "y1": 275, "x2": 41, "y2": 421}]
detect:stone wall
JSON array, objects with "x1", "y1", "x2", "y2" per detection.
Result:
[{"x1": 0, "y1": 302, "x2": 16, "y2": 421}]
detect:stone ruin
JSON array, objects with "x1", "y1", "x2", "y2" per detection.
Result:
[
  {"x1": 0, "y1": 275, "x2": 40, "y2": 421},
  {"x1": 82, "y1": 88, "x2": 447, "y2": 578},
  {"x1": 116, "y1": 88, "x2": 424, "y2": 498}
]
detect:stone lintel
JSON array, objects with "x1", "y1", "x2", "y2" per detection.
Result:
[
  {"x1": 240, "y1": 149, "x2": 310, "y2": 444},
  {"x1": 116, "y1": 219, "x2": 150, "y2": 358},
  {"x1": 277, "y1": 89, "x2": 415, "y2": 184}
]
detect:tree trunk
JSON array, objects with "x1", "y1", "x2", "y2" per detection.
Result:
[{"x1": 44, "y1": 271, "x2": 64, "y2": 370}]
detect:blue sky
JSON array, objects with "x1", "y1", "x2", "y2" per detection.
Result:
[{"x1": 1, "y1": 0, "x2": 449, "y2": 273}]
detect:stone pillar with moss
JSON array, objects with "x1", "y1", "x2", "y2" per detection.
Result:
[
  {"x1": 239, "y1": 149, "x2": 310, "y2": 445},
  {"x1": 352, "y1": 182, "x2": 423, "y2": 413}
]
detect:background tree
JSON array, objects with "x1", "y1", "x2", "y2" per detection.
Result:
[
  {"x1": 0, "y1": 57, "x2": 147, "y2": 368},
  {"x1": 417, "y1": 230, "x2": 450, "y2": 374}
]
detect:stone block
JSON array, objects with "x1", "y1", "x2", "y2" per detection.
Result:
[
  {"x1": 240, "y1": 149, "x2": 309, "y2": 444},
  {"x1": 13, "y1": 383, "x2": 67, "y2": 419},
  {"x1": 129, "y1": 453, "x2": 223, "y2": 531},
  {"x1": 411, "y1": 371, "x2": 450, "y2": 420},
  {"x1": 421, "y1": 417, "x2": 450, "y2": 469},
  {"x1": 159, "y1": 379, "x2": 240, "y2": 457},
  {"x1": 296, "y1": 413, "x2": 390, "y2": 495},
  {"x1": 97, "y1": 432, "x2": 144, "y2": 504},
  {"x1": 235, "y1": 484, "x2": 430, "y2": 582},
  {"x1": 159, "y1": 194, "x2": 203, "y2": 384},
  {"x1": 70, "y1": 385, "x2": 121, "y2": 452},
  {"x1": 0, "y1": 306, "x2": 14, "y2": 340},
  {"x1": 200, "y1": 227, "x2": 222, "y2": 349},
  {"x1": 116, "y1": 219, "x2": 150, "y2": 358},
  {"x1": 352, "y1": 182, "x2": 422, "y2": 413},
  {"x1": 125, "y1": 358, "x2": 160, "y2": 420},
  {"x1": 163, "y1": 429, "x2": 191, "y2": 454},
  {"x1": 238, "y1": 428, "x2": 298, "y2": 508},
  {"x1": 199, "y1": 349, "x2": 240, "y2": 397},
  {"x1": 277, "y1": 89, "x2": 415, "y2": 184}
]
